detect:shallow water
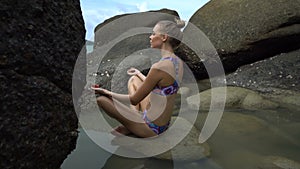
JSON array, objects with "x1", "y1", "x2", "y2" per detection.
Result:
[{"x1": 61, "y1": 105, "x2": 300, "y2": 169}]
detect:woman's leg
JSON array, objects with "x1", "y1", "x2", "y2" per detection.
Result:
[
  {"x1": 97, "y1": 96, "x2": 157, "y2": 138},
  {"x1": 127, "y1": 75, "x2": 150, "y2": 112},
  {"x1": 102, "y1": 74, "x2": 152, "y2": 136}
]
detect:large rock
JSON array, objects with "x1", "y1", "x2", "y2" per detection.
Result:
[
  {"x1": 178, "y1": 0, "x2": 300, "y2": 78},
  {"x1": 186, "y1": 86, "x2": 278, "y2": 110},
  {"x1": 226, "y1": 49, "x2": 300, "y2": 93},
  {"x1": 94, "y1": 8, "x2": 179, "y2": 50},
  {"x1": 0, "y1": 1, "x2": 85, "y2": 168}
]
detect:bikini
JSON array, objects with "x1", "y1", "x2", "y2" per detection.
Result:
[{"x1": 143, "y1": 57, "x2": 180, "y2": 135}]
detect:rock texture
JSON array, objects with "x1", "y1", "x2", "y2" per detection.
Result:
[
  {"x1": 178, "y1": 0, "x2": 300, "y2": 79},
  {"x1": 0, "y1": 1, "x2": 85, "y2": 169},
  {"x1": 94, "y1": 8, "x2": 179, "y2": 50},
  {"x1": 186, "y1": 86, "x2": 278, "y2": 110},
  {"x1": 226, "y1": 49, "x2": 300, "y2": 92}
]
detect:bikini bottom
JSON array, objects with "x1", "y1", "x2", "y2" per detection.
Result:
[{"x1": 142, "y1": 110, "x2": 170, "y2": 135}]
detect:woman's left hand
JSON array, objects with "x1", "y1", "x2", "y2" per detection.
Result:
[{"x1": 127, "y1": 67, "x2": 140, "y2": 76}]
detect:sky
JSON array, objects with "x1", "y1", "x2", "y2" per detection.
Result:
[{"x1": 80, "y1": 0, "x2": 210, "y2": 40}]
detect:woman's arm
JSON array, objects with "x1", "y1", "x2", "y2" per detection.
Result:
[
  {"x1": 97, "y1": 66, "x2": 162, "y2": 105},
  {"x1": 95, "y1": 88, "x2": 131, "y2": 105},
  {"x1": 136, "y1": 72, "x2": 146, "y2": 81},
  {"x1": 129, "y1": 67, "x2": 162, "y2": 105}
]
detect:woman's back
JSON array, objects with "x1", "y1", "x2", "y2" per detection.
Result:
[{"x1": 146, "y1": 56, "x2": 183, "y2": 126}]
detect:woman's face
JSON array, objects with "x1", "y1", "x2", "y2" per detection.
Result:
[{"x1": 149, "y1": 24, "x2": 165, "y2": 49}]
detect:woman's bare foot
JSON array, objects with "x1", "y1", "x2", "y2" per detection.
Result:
[{"x1": 111, "y1": 126, "x2": 131, "y2": 136}]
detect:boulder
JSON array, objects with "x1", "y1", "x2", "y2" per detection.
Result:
[
  {"x1": 94, "y1": 8, "x2": 179, "y2": 50},
  {"x1": 178, "y1": 0, "x2": 300, "y2": 78},
  {"x1": 281, "y1": 95, "x2": 300, "y2": 107},
  {"x1": 226, "y1": 49, "x2": 300, "y2": 93},
  {"x1": 0, "y1": 1, "x2": 85, "y2": 168},
  {"x1": 241, "y1": 92, "x2": 278, "y2": 110},
  {"x1": 186, "y1": 86, "x2": 278, "y2": 110},
  {"x1": 262, "y1": 90, "x2": 300, "y2": 112}
]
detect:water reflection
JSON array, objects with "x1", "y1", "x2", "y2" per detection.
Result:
[
  {"x1": 61, "y1": 129, "x2": 112, "y2": 169},
  {"x1": 102, "y1": 155, "x2": 174, "y2": 169},
  {"x1": 62, "y1": 105, "x2": 300, "y2": 169},
  {"x1": 102, "y1": 153, "x2": 223, "y2": 169}
]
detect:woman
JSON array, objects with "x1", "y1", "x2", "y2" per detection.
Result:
[{"x1": 95, "y1": 18, "x2": 185, "y2": 138}]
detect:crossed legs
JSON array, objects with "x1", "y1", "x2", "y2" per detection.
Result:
[
  {"x1": 127, "y1": 75, "x2": 150, "y2": 112},
  {"x1": 96, "y1": 75, "x2": 155, "y2": 137}
]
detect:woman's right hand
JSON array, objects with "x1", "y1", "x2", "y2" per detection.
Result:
[
  {"x1": 127, "y1": 67, "x2": 140, "y2": 76},
  {"x1": 92, "y1": 85, "x2": 112, "y2": 98}
]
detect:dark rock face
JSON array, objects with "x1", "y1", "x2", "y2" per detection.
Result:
[
  {"x1": 0, "y1": 0, "x2": 85, "y2": 169},
  {"x1": 226, "y1": 49, "x2": 300, "y2": 92},
  {"x1": 180, "y1": 0, "x2": 300, "y2": 78}
]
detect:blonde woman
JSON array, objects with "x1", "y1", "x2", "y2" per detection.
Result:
[{"x1": 94, "y1": 18, "x2": 185, "y2": 138}]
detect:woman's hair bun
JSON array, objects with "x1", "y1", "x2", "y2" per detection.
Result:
[{"x1": 174, "y1": 17, "x2": 186, "y2": 28}]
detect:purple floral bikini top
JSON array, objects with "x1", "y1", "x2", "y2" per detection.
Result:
[{"x1": 152, "y1": 57, "x2": 180, "y2": 96}]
